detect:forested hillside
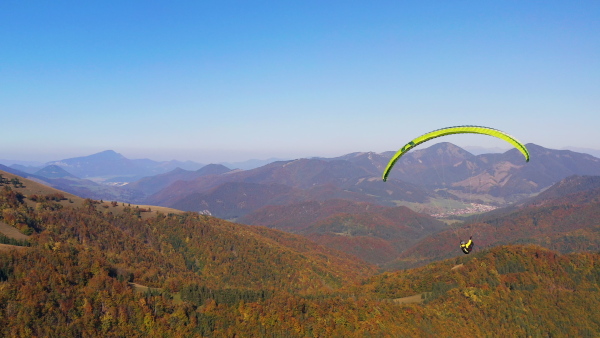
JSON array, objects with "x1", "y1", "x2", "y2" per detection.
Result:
[
  {"x1": 352, "y1": 245, "x2": 600, "y2": 337},
  {"x1": 2, "y1": 172, "x2": 600, "y2": 336}
]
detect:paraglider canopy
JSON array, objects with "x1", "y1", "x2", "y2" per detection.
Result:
[{"x1": 382, "y1": 125, "x2": 530, "y2": 182}]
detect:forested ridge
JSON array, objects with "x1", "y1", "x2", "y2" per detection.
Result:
[{"x1": 2, "y1": 176, "x2": 600, "y2": 336}]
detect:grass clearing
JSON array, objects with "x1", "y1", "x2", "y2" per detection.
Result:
[
  {"x1": 129, "y1": 282, "x2": 162, "y2": 293},
  {"x1": 128, "y1": 283, "x2": 183, "y2": 304},
  {"x1": 0, "y1": 221, "x2": 29, "y2": 241},
  {"x1": 0, "y1": 243, "x2": 28, "y2": 252},
  {"x1": 392, "y1": 294, "x2": 424, "y2": 304},
  {"x1": 451, "y1": 264, "x2": 464, "y2": 270},
  {"x1": 95, "y1": 201, "x2": 185, "y2": 220}
]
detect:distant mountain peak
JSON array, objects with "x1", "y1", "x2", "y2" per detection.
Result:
[
  {"x1": 427, "y1": 142, "x2": 471, "y2": 153},
  {"x1": 34, "y1": 165, "x2": 78, "y2": 179},
  {"x1": 89, "y1": 150, "x2": 126, "y2": 159},
  {"x1": 170, "y1": 167, "x2": 189, "y2": 174},
  {"x1": 48, "y1": 150, "x2": 126, "y2": 165},
  {"x1": 407, "y1": 142, "x2": 474, "y2": 163},
  {"x1": 45, "y1": 150, "x2": 136, "y2": 178},
  {"x1": 196, "y1": 164, "x2": 231, "y2": 176}
]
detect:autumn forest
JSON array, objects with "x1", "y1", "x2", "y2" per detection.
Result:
[{"x1": 1, "y1": 171, "x2": 600, "y2": 337}]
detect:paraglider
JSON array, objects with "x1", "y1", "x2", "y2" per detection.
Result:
[
  {"x1": 382, "y1": 125, "x2": 530, "y2": 255},
  {"x1": 382, "y1": 125, "x2": 530, "y2": 182},
  {"x1": 460, "y1": 236, "x2": 474, "y2": 254}
]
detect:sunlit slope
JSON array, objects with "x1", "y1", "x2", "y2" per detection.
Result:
[
  {"x1": 0, "y1": 169, "x2": 184, "y2": 227},
  {"x1": 0, "y1": 170, "x2": 376, "y2": 291},
  {"x1": 0, "y1": 169, "x2": 81, "y2": 203}
]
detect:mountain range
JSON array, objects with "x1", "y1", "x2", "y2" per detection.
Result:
[
  {"x1": 8, "y1": 144, "x2": 600, "y2": 211},
  {"x1": 10, "y1": 150, "x2": 206, "y2": 181},
  {"x1": 4, "y1": 142, "x2": 600, "y2": 267},
  {"x1": 6, "y1": 150, "x2": 286, "y2": 182},
  {"x1": 139, "y1": 142, "x2": 600, "y2": 218}
]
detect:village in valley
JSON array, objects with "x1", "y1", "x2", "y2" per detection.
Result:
[{"x1": 430, "y1": 203, "x2": 497, "y2": 218}]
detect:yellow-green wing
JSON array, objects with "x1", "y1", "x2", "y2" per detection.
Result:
[{"x1": 382, "y1": 125, "x2": 530, "y2": 182}]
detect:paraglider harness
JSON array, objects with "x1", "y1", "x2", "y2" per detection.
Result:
[{"x1": 460, "y1": 236, "x2": 474, "y2": 254}]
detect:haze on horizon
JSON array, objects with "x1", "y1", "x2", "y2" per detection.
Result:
[{"x1": 1, "y1": 1, "x2": 598, "y2": 163}]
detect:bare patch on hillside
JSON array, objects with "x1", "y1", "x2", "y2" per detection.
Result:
[
  {"x1": 0, "y1": 243, "x2": 27, "y2": 252},
  {"x1": 392, "y1": 294, "x2": 423, "y2": 304},
  {"x1": 0, "y1": 221, "x2": 29, "y2": 240},
  {"x1": 451, "y1": 263, "x2": 464, "y2": 270}
]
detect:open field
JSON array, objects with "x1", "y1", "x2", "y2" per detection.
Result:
[
  {"x1": 93, "y1": 201, "x2": 186, "y2": 220},
  {"x1": 392, "y1": 294, "x2": 424, "y2": 305},
  {"x1": 129, "y1": 283, "x2": 183, "y2": 303},
  {"x1": 129, "y1": 282, "x2": 163, "y2": 293},
  {"x1": 0, "y1": 221, "x2": 29, "y2": 241},
  {"x1": 0, "y1": 243, "x2": 27, "y2": 252}
]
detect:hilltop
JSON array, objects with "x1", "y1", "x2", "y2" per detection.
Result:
[
  {"x1": 0, "y1": 169, "x2": 186, "y2": 244},
  {"x1": 124, "y1": 164, "x2": 232, "y2": 197}
]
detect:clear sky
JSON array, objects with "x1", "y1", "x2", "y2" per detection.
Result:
[{"x1": 1, "y1": 1, "x2": 599, "y2": 163}]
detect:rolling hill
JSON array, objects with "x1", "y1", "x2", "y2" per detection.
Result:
[
  {"x1": 144, "y1": 158, "x2": 382, "y2": 209},
  {"x1": 123, "y1": 164, "x2": 232, "y2": 199},
  {"x1": 0, "y1": 170, "x2": 376, "y2": 289},
  {"x1": 0, "y1": 163, "x2": 146, "y2": 203},
  {"x1": 240, "y1": 199, "x2": 447, "y2": 264},
  {"x1": 304, "y1": 207, "x2": 447, "y2": 265},
  {"x1": 34, "y1": 165, "x2": 78, "y2": 179},
  {"x1": 0, "y1": 169, "x2": 184, "y2": 226}
]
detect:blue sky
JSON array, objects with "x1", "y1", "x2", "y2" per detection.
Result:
[{"x1": 1, "y1": 1, "x2": 599, "y2": 163}]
